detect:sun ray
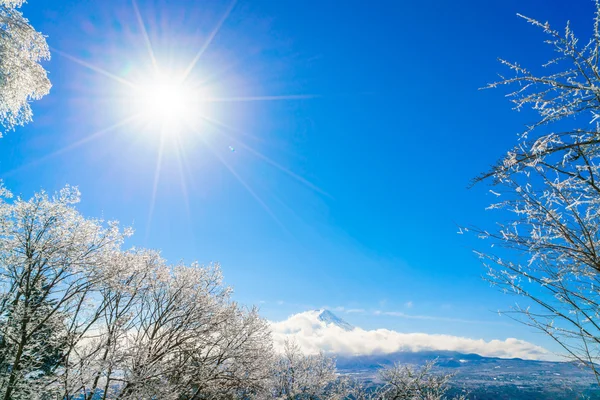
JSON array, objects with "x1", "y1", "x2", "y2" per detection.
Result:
[
  {"x1": 181, "y1": 0, "x2": 237, "y2": 83},
  {"x1": 53, "y1": 114, "x2": 142, "y2": 154},
  {"x1": 132, "y1": 0, "x2": 159, "y2": 74},
  {"x1": 197, "y1": 130, "x2": 289, "y2": 233},
  {"x1": 254, "y1": 183, "x2": 308, "y2": 248},
  {"x1": 173, "y1": 134, "x2": 192, "y2": 221},
  {"x1": 145, "y1": 131, "x2": 167, "y2": 240},
  {"x1": 205, "y1": 94, "x2": 321, "y2": 103},
  {"x1": 201, "y1": 113, "x2": 265, "y2": 143},
  {"x1": 189, "y1": 58, "x2": 245, "y2": 88},
  {"x1": 172, "y1": 130, "x2": 198, "y2": 194},
  {"x1": 1, "y1": 115, "x2": 141, "y2": 178},
  {"x1": 52, "y1": 48, "x2": 136, "y2": 88},
  {"x1": 201, "y1": 116, "x2": 331, "y2": 198}
]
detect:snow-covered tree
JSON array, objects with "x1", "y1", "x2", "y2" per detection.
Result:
[
  {"x1": 0, "y1": 185, "x2": 275, "y2": 399},
  {"x1": 0, "y1": 185, "x2": 129, "y2": 399},
  {"x1": 268, "y1": 342, "x2": 467, "y2": 400},
  {"x1": 60, "y1": 249, "x2": 159, "y2": 399},
  {"x1": 473, "y1": 0, "x2": 600, "y2": 382},
  {"x1": 269, "y1": 340, "x2": 349, "y2": 400},
  {"x1": 78, "y1": 262, "x2": 274, "y2": 400},
  {"x1": 0, "y1": 275, "x2": 68, "y2": 399},
  {"x1": 371, "y1": 361, "x2": 466, "y2": 400},
  {"x1": 0, "y1": 0, "x2": 50, "y2": 134}
]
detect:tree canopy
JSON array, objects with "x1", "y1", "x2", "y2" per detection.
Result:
[{"x1": 0, "y1": 0, "x2": 50, "y2": 134}]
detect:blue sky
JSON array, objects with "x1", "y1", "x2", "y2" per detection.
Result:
[{"x1": 1, "y1": 0, "x2": 596, "y2": 353}]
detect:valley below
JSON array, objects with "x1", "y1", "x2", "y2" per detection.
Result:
[{"x1": 337, "y1": 351, "x2": 600, "y2": 399}]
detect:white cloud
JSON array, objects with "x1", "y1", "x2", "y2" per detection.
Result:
[
  {"x1": 270, "y1": 310, "x2": 554, "y2": 361},
  {"x1": 404, "y1": 301, "x2": 413, "y2": 309}
]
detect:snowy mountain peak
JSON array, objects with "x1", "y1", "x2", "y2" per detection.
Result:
[{"x1": 317, "y1": 309, "x2": 354, "y2": 331}]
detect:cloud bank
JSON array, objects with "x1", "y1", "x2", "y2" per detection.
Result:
[{"x1": 270, "y1": 310, "x2": 553, "y2": 361}]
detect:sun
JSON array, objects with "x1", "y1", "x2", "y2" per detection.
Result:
[
  {"x1": 132, "y1": 75, "x2": 201, "y2": 130},
  {"x1": 48, "y1": 0, "x2": 326, "y2": 235}
]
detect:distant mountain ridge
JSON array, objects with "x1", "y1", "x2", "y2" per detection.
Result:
[
  {"x1": 336, "y1": 350, "x2": 600, "y2": 399},
  {"x1": 311, "y1": 311, "x2": 600, "y2": 399}
]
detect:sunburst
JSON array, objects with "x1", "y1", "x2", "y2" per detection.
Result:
[
  {"x1": 131, "y1": 75, "x2": 205, "y2": 132},
  {"x1": 17, "y1": 0, "x2": 329, "y2": 237}
]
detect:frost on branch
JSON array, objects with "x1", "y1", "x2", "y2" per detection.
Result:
[
  {"x1": 473, "y1": 1, "x2": 600, "y2": 383},
  {"x1": 0, "y1": 0, "x2": 50, "y2": 134},
  {"x1": 0, "y1": 2, "x2": 26, "y2": 8}
]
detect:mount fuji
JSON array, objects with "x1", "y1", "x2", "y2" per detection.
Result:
[
  {"x1": 316, "y1": 309, "x2": 354, "y2": 331},
  {"x1": 270, "y1": 310, "x2": 600, "y2": 399}
]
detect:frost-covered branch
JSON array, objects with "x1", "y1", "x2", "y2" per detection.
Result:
[
  {"x1": 473, "y1": 1, "x2": 600, "y2": 384},
  {"x1": 0, "y1": 0, "x2": 50, "y2": 134}
]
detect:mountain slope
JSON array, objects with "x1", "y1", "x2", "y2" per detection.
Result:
[{"x1": 317, "y1": 310, "x2": 354, "y2": 331}]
